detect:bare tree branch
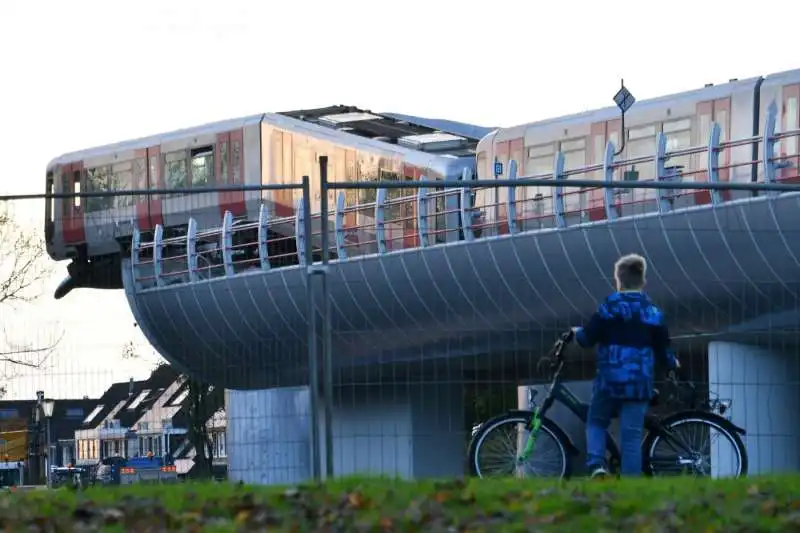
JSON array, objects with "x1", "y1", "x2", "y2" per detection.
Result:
[{"x1": 0, "y1": 202, "x2": 62, "y2": 384}]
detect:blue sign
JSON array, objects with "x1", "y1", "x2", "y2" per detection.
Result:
[
  {"x1": 494, "y1": 160, "x2": 503, "y2": 177},
  {"x1": 613, "y1": 85, "x2": 636, "y2": 113}
]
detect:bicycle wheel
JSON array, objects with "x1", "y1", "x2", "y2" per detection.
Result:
[
  {"x1": 643, "y1": 410, "x2": 748, "y2": 478},
  {"x1": 468, "y1": 412, "x2": 572, "y2": 479}
]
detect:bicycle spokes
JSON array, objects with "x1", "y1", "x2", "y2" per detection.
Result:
[
  {"x1": 649, "y1": 419, "x2": 741, "y2": 477},
  {"x1": 473, "y1": 417, "x2": 566, "y2": 478}
]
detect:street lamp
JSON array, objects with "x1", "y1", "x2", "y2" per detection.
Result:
[{"x1": 36, "y1": 391, "x2": 55, "y2": 489}]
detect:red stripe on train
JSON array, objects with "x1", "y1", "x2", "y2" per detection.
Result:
[{"x1": 62, "y1": 162, "x2": 86, "y2": 244}]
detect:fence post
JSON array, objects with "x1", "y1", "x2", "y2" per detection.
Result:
[
  {"x1": 763, "y1": 100, "x2": 779, "y2": 196},
  {"x1": 603, "y1": 141, "x2": 617, "y2": 220},
  {"x1": 375, "y1": 187, "x2": 388, "y2": 253},
  {"x1": 295, "y1": 198, "x2": 307, "y2": 266},
  {"x1": 131, "y1": 223, "x2": 141, "y2": 291},
  {"x1": 459, "y1": 167, "x2": 475, "y2": 241},
  {"x1": 654, "y1": 133, "x2": 672, "y2": 214},
  {"x1": 153, "y1": 224, "x2": 164, "y2": 287},
  {"x1": 318, "y1": 156, "x2": 335, "y2": 480},
  {"x1": 221, "y1": 210, "x2": 234, "y2": 277},
  {"x1": 707, "y1": 122, "x2": 723, "y2": 205},
  {"x1": 334, "y1": 191, "x2": 347, "y2": 259},
  {"x1": 417, "y1": 184, "x2": 430, "y2": 247},
  {"x1": 186, "y1": 217, "x2": 198, "y2": 283},
  {"x1": 301, "y1": 175, "x2": 322, "y2": 481},
  {"x1": 552, "y1": 152, "x2": 566, "y2": 228},
  {"x1": 257, "y1": 203, "x2": 271, "y2": 271},
  {"x1": 505, "y1": 160, "x2": 519, "y2": 235}
]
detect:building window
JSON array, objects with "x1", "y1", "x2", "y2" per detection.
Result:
[
  {"x1": 170, "y1": 388, "x2": 189, "y2": 407},
  {"x1": 83, "y1": 405, "x2": 104, "y2": 425},
  {"x1": 213, "y1": 431, "x2": 227, "y2": 458},
  {"x1": 127, "y1": 390, "x2": 151, "y2": 410},
  {"x1": 65, "y1": 407, "x2": 84, "y2": 418}
]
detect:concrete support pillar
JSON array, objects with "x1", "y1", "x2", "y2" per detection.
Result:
[
  {"x1": 225, "y1": 382, "x2": 466, "y2": 484},
  {"x1": 327, "y1": 382, "x2": 465, "y2": 479},
  {"x1": 226, "y1": 387, "x2": 311, "y2": 485},
  {"x1": 708, "y1": 341, "x2": 800, "y2": 475}
]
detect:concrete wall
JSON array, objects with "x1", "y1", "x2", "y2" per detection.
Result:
[
  {"x1": 708, "y1": 342, "x2": 800, "y2": 475},
  {"x1": 226, "y1": 383, "x2": 465, "y2": 484}
]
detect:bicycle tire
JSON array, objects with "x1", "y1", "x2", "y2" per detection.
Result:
[
  {"x1": 642, "y1": 410, "x2": 748, "y2": 478},
  {"x1": 468, "y1": 412, "x2": 573, "y2": 479}
]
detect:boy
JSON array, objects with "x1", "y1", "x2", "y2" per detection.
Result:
[{"x1": 572, "y1": 253, "x2": 680, "y2": 478}]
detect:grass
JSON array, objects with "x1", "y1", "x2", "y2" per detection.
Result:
[{"x1": 2, "y1": 475, "x2": 800, "y2": 531}]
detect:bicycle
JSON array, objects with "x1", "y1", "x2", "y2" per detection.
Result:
[{"x1": 468, "y1": 331, "x2": 749, "y2": 479}]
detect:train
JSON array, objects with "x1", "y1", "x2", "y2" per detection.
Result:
[
  {"x1": 475, "y1": 69, "x2": 800, "y2": 233},
  {"x1": 45, "y1": 68, "x2": 800, "y2": 299},
  {"x1": 45, "y1": 106, "x2": 481, "y2": 298}
]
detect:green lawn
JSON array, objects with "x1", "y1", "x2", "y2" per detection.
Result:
[{"x1": 4, "y1": 475, "x2": 800, "y2": 531}]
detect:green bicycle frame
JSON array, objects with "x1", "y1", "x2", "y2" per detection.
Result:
[{"x1": 518, "y1": 407, "x2": 543, "y2": 463}]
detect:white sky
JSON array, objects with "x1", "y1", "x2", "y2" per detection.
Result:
[{"x1": 0, "y1": 0, "x2": 797, "y2": 400}]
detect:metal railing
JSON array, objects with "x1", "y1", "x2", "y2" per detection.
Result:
[{"x1": 131, "y1": 101, "x2": 800, "y2": 293}]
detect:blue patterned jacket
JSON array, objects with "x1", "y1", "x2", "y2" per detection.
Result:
[{"x1": 575, "y1": 291, "x2": 678, "y2": 401}]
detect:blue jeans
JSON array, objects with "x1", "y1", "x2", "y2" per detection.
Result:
[{"x1": 586, "y1": 390, "x2": 649, "y2": 476}]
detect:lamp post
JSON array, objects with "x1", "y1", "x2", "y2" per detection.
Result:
[{"x1": 36, "y1": 391, "x2": 55, "y2": 488}]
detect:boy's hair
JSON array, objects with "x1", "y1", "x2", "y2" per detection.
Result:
[{"x1": 614, "y1": 253, "x2": 647, "y2": 291}]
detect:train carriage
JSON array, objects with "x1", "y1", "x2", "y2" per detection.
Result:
[
  {"x1": 44, "y1": 69, "x2": 800, "y2": 298},
  {"x1": 474, "y1": 68, "x2": 800, "y2": 235},
  {"x1": 45, "y1": 106, "x2": 479, "y2": 298}
]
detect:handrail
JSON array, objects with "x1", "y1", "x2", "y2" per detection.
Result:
[{"x1": 130, "y1": 102, "x2": 800, "y2": 291}]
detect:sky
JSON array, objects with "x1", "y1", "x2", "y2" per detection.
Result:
[{"x1": 0, "y1": 0, "x2": 798, "y2": 400}]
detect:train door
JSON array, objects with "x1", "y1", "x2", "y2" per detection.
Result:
[
  {"x1": 780, "y1": 84, "x2": 800, "y2": 182},
  {"x1": 494, "y1": 140, "x2": 509, "y2": 235},
  {"x1": 694, "y1": 101, "x2": 713, "y2": 205},
  {"x1": 220, "y1": 129, "x2": 246, "y2": 217},
  {"x1": 133, "y1": 150, "x2": 150, "y2": 232},
  {"x1": 61, "y1": 162, "x2": 85, "y2": 244},
  {"x1": 144, "y1": 145, "x2": 163, "y2": 231},
  {"x1": 269, "y1": 129, "x2": 289, "y2": 217},
  {"x1": 587, "y1": 122, "x2": 607, "y2": 221}
]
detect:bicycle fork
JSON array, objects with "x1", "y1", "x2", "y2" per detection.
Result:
[{"x1": 517, "y1": 408, "x2": 543, "y2": 463}]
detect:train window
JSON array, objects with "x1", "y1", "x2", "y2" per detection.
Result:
[
  {"x1": 628, "y1": 124, "x2": 657, "y2": 141},
  {"x1": 220, "y1": 142, "x2": 229, "y2": 183},
  {"x1": 190, "y1": 146, "x2": 214, "y2": 187},
  {"x1": 85, "y1": 167, "x2": 110, "y2": 211},
  {"x1": 149, "y1": 156, "x2": 159, "y2": 188},
  {"x1": 46, "y1": 172, "x2": 54, "y2": 223},
  {"x1": 560, "y1": 143, "x2": 586, "y2": 210},
  {"x1": 527, "y1": 154, "x2": 553, "y2": 215},
  {"x1": 663, "y1": 118, "x2": 692, "y2": 172},
  {"x1": 715, "y1": 110, "x2": 728, "y2": 142},
  {"x1": 133, "y1": 158, "x2": 146, "y2": 204},
  {"x1": 165, "y1": 150, "x2": 188, "y2": 189},
  {"x1": 231, "y1": 141, "x2": 242, "y2": 183},
  {"x1": 527, "y1": 143, "x2": 555, "y2": 160},
  {"x1": 71, "y1": 170, "x2": 82, "y2": 210},
  {"x1": 626, "y1": 124, "x2": 656, "y2": 186},
  {"x1": 111, "y1": 161, "x2": 133, "y2": 208}
]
